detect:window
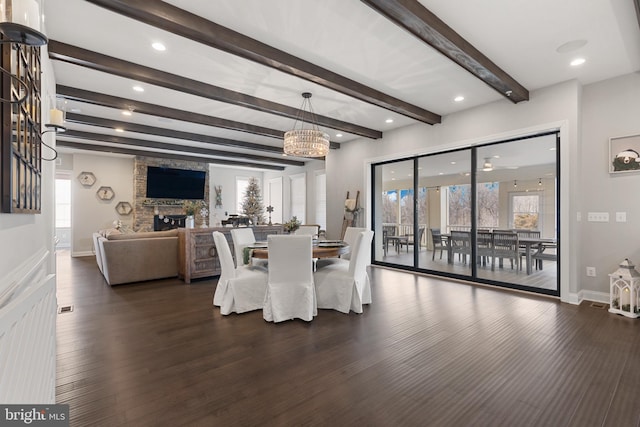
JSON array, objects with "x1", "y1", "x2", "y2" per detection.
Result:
[
  {"x1": 477, "y1": 182, "x2": 500, "y2": 228},
  {"x1": 447, "y1": 183, "x2": 499, "y2": 229},
  {"x1": 290, "y1": 173, "x2": 306, "y2": 222},
  {"x1": 315, "y1": 172, "x2": 326, "y2": 229},
  {"x1": 55, "y1": 178, "x2": 71, "y2": 228},
  {"x1": 236, "y1": 177, "x2": 250, "y2": 214},
  {"x1": 447, "y1": 184, "x2": 471, "y2": 228},
  {"x1": 510, "y1": 193, "x2": 541, "y2": 229},
  {"x1": 400, "y1": 188, "x2": 414, "y2": 226},
  {"x1": 381, "y1": 190, "x2": 398, "y2": 224}
]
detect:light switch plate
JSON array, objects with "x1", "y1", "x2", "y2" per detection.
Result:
[
  {"x1": 587, "y1": 212, "x2": 609, "y2": 222},
  {"x1": 616, "y1": 212, "x2": 627, "y2": 222}
]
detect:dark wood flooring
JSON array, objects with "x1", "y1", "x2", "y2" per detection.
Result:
[
  {"x1": 55, "y1": 251, "x2": 640, "y2": 426},
  {"x1": 380, "y1": 248, "x2": 558, "y2": 291}
]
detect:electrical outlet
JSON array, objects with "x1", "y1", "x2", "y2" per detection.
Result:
[{"x1": 586, "y1": 267, "x2": 596, "y2": 277}]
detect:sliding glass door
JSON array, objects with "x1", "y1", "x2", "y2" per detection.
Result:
[
  {"x1": 372, "y1": 133, "x2": 559, "y2": 296},
  {"x1": 475, "y1": 135, "x2": 558, "y2": 291},
  {"x1": 416, "y1": 151, "x2": 471, "y2": 276}
]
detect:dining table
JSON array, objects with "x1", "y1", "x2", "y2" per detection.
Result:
[
  {"x1": 246, "y1": 240, "x2": 350, "y2": 262},
  {"x1": 518, "y1": 237, "x2": 557, "y2": 275},
  {"x1": 441, "y1": 233, "x2": 556, "y2": 275}
]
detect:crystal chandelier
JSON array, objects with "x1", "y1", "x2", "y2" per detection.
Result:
[{"x1": 283, "y1": 92, "x2": 330, "y2": 157}]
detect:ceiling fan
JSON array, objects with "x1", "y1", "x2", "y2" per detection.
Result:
[
  {"x1": 481, "y1": 156, "x2": 518, "y2": 172},
  {"x1": 482, "y1": 158, "x2": 494, "y2": 171}
]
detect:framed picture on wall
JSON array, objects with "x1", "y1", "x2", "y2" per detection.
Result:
[{"x1": 609, "y1": 133, "x2": 640, "y2": 174}]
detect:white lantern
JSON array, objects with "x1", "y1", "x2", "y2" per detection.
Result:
[{"x1": 608, "y1": 259, "x2": 640, "y2": 318}]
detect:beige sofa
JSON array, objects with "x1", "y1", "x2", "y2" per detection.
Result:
[{"x1": 93, "y1": 229, "x2": 179, "y2": 285}]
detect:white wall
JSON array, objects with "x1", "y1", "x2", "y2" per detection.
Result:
[
  {"x1": 69, "y1": 153, "x2": 134, "y2": 256},
  {"x1": 208, "y1": 165, "x2": 264, "y2": 226},
  {"x1": 326, "y1": 79, "x2": 582, "y2": 302},
  {"x1": 579, "y1": 72, "x2": 640, "y2": 301},
  {"x1": 0, "y1": 40, "x2": 58, "y2": 403}
]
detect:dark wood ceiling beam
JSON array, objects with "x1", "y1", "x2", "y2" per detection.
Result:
[
  {"x1": 361, "y1": 0, "x2": 529, "y2": 103},
  {"x1": 64, "y1": 112, "x2": 339, "y2": 152},
  {"x1": 58, "y1": 131, "x2": 292, "y2": 170},
  {"x1": 57, "y1": 85, "x2": 284, "y2": 139},
  {"x1": 49, "y1": 40, "x2": 382, "y2": 139},
  {"x1": 84, "y1": 0, "x2": 441, "y2": 125},
  {"x1": 57, "y1": 140, "x2": 284, "y2": 171}
]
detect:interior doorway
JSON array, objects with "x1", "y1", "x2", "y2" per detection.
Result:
[{"x1": 55, "y1": 171, "x2": 72, "y2": 249}]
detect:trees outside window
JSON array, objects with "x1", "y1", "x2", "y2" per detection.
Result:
[
  {"x1": 448, "y1": 183, "x2": 499, "y2": 228},
  {"x1": 477, "y1": 182, "x2": 499, "y2": 228},
  {"x1": 382, "y1": 190, "x2": 398, "y2": 224},
  {"x1": 511, "y1": 193, "x2": 540, "y2": 229},
  {"x1": 400, "y1": 189, "x2": 414, "y2": 225}
]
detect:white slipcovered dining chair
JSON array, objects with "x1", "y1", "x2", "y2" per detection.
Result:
[
  {"x1": 212, "y1": 232, "x2": 268, "y2": 315},
  {"x1": 263, "y1": 235, "x2": 317, "y2": 322},
  {"x1": 315, "y1": 226, "x2": 368, "y2": 269},
  {"x1": 340, "y1": 227, "x2": 368, "y2": 261},
  {"x1": 230, "y1": 227, "x2": 267, "y2": 269},
  {"x1": 313, "y1": 230, "x2": 374, "y2": 314},
  {"x1": 294, "y1": 224, "x2": 320, "y2": 238}
]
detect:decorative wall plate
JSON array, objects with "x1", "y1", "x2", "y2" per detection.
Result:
[
  {"x1": 97, "y1": 186, "x2": 115, "y2": 201},
  {"x1": 115, "y1": 201, "x2": 133, "y2": 215},
  {"x1": 78, "y1": 171, "x2": 96, "y2": 187}
]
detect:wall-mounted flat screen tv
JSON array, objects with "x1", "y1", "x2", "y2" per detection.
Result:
[{"x1": 146, "y1": 166, "x2": 206, "y2": 200}]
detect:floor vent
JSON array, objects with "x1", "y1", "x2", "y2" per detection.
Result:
[
  {"x1": 590, "y1": 302, "x2": 607, "y2": 309},
  {"x1": 58, "y1": 305, "x2": 74, "y2": 314}
]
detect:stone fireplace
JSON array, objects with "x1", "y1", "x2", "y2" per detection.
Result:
[{"x1": 133, "y1": 156, "x2": 209, "y2": 231}]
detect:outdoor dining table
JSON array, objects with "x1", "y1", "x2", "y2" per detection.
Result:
[
  {"x1": 441, "y1": 233, "x2": 556, "y2": 275},
  {"x1": 518, "y1": 237, "x2": 557, "y2": 275}
]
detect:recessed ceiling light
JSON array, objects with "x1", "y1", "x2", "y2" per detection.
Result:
[
  {"x1": 549, "y1": 147, "x2": 556, "y2": 151},
  {"x1": 450, "y1": 161, "x2": 456, "y2": 165},
  {"x1": 385, "y1": 118, "x2": 394, "y2": 124},
  {"x1": 390, "y1": 170, "x2": 395, "y2": 174},
  {"x1": 152, "y1": 42, "x2": 166, "y2": 51},
  {"x1": 570, "y1": 58, "x2": 586, "y2": 67},
  {"x1": 115, "y1": 128, "x2": 124, "y2": 133},
  {"x1": 438, "y1": 172, "x2": 444, "y2": 175},
  {"x1": 454, "y1": 95, "x2": 464, "y2": 102},
  {"x1": 121, "y1": 110, "x2": 132, "y2": 116},
  {"x1": 391, "y1": 177, "x2": 396, "y2": 181},
  {"x1": 493, "y1": 155, "x2": 500, "y2": 159},
  {"x1": 70, "y1": 108, "x2": 81, "y2": 113},
  {"x1": 335, "y1": 133, "x2": 343, "y2": 138},
  {"x1": 408, "y1": 173, "x2": 412, "y2": 177},
  {"x1": 133, "y1": 85, "x2": 144, "y2": 92}
]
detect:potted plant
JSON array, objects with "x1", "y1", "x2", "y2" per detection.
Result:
[
  {"x1": 183, "y1": 200, "x2": 203, "y2": 228},
  {"x1": 283, "y1": 216, "x2": 301, "y2": 233}
]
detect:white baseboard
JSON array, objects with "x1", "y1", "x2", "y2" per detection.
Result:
[
  {"x1": 72, "y1": 251, "x2": 94, "y2": 258},
  {"x1": 565, "y1": 290, "x2": 609, "y2": 306},
  {"x1": 580, "y1": 290, "x2": 610, "y2": 304}
]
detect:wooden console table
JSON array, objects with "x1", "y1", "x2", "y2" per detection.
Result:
[{"x1": 178, "y1": 225, "x2": 284, "y2": 283}]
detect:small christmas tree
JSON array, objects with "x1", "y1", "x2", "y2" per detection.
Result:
[{"x1": 241, "y1": 177, "x2": 265, "y2": 224}]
